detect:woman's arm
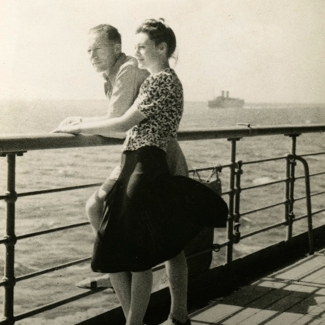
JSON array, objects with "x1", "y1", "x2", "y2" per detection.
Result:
[{"x1": 52, "y1": 104, "x2": 146, "y2": 137}]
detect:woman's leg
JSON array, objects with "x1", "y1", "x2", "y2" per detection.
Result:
[
  {"x1": 127, "y1": 270, "x2": 153, "y2": 325},
  {"x1": 165, "y1": 251, "x2": 189, "y2": 323},
  {"x1": 109, "y1": 270, "x2": 153, "y2": 325},
  {"x1": 109, "y1": 272, "x2": 132, "y2": 318}
]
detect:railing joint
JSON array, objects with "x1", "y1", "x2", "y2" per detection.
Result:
[
  {"x1": 212, "y1": 244, "x2": 221, "y2": 253},
  {"x1": 0, "y1": 316, "x2": 15, "y2": 325},
  {"x1": 233, "y1": 223, "x2": 241, "y2": 244},
  {"x1": 285, "y1": 212, "x2": 295, "y2": 226},
  {"x1": 4, "y1": 191, "x2": 18, "y2": 203},
  {"x1": 227, "y1": 137, "x2": 242, "y2": 142},
  {"x1": 216, "y1": 165, "x2": 223, "y2": 173},
  {"x1": 285, "y1": 133, "x2": 301, "y2": 138},
  {"x1": 235, "y1": 160, "x2": 243, "y2": 171},
  {"x1": 3, "y1": 235, "x2": 17, "y2": 246},
  {"x1": 1, "y1": 276, "x2": 16, "y2": 288}
]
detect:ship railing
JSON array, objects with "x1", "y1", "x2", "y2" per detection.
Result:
[{"x1": 1, "y1": 124, "x2": 325, "y2": 324}]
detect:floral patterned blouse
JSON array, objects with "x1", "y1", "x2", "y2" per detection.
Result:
[{"x1": 123, "y1": 68, "x2": 183, "y2": 152}]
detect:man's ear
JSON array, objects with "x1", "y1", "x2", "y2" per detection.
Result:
[{"x1": 114, "y1": 43, "x2": 122, "y2": 54}]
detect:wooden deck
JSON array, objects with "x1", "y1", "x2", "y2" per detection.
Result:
[{"x1": 189, "y1": 249, "x2": 325, "y2": 325}]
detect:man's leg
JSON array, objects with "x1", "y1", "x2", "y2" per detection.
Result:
[
  {"x1": 128, "y1": 270, "x2": 153, "y2": 325},
  {"x1": 76, "y1": 166, "x2": 121, "y2": 289},
  {"x1": 86, "y1": 164, "x2": 121, "y2": 234},
  {"x1": 108, "y1": 270, "x2": 153, "y2": 325},
  {"x1": 85, "y1": 187, "x2": 108, "y2": 235}
]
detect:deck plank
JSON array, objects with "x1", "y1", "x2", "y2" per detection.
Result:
[
  {"x1": 273, "y1": 255, "x2": 325, "y2": 281},
  {"x1": 189, "y1": 252, "x2": 325, "y2": 325},
  {"x1": 291, "y1": 314, "x2": 325, "y2": 325}
]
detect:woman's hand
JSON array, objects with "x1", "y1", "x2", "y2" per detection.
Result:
[{"x1": 58, "y1": 116, "x2": 83, "y2": 127}]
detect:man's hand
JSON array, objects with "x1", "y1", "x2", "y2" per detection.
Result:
[
  {"x1": 51, "y1": 121, "x2": 81, "y2": 135},
  {"x1": 51, "y1": 116, "x2": 82, "y2": 134}
]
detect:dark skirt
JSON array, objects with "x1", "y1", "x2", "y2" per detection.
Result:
[{"x1": 91, "y1": 146, "x2": 228, "y2": 273}]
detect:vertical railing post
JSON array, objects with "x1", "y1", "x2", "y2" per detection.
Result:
[
  {"x1": 285, "y1": 154, "x2": 292, "y2": 238},
  {"x1": 1, "y1": 153, "x2": 18, "y2": 325},
  {"x1": 286, "y1": 134, "x2": 299, "y2": 240},
  {"x1": 226, "y1": 138, "x2": 240, "y2": 265},
  {"x1": 233, "y1": 160, "x2": 243, "y2": 244},
  {"x1": 285, "y1": 135, "x2": 299, "y2": 241}
]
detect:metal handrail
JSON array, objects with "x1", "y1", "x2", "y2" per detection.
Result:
[
  {"x1": 1, "y1": 124, "x2": 325, "y2": 153},
  {"x1": 1, "y1": 125, "x2": 325, "y2": 325}
]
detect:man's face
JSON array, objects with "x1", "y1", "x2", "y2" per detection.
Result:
[{"x1": 87, "y1": 32, "x2": 120, "y2": 72}]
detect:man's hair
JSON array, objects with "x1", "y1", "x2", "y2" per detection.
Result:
[{"x1": 89, "y1": 24, "x2": 122, "y2": 44}]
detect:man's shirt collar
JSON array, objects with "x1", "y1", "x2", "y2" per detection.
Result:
[{"x1": 102, "y1": 53, "x2": 127, "y2": 84}]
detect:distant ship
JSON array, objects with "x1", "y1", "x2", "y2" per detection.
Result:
[{"x1": 208, "y1": 91, "x2": 245, "y2": 108}]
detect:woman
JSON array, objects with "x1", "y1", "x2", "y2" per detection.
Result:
[{"x1": 55, "y1": 18, "x2": 227, "y2": 325}]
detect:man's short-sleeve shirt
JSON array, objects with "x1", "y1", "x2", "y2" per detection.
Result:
[
  {"x1": 105, "y1": 53, "x2": 149, "y2": 118},
  {"x1": 123, "y1": 68, "x2": 183, "y2": 152}
]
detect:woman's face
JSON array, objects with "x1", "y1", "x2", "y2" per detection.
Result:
[{"x1": 134, "y1": 32, "x2": 163, "y2": 74}]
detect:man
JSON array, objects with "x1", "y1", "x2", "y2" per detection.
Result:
[{"x1": 56, "y1": 25, "x2": 190, "y2": 324}]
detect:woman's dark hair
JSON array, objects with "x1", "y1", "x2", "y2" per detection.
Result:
[
  {"x1": 89, "y1": 24, "x2": 121, "y2": 44},
  {"x1": 136, "y1": 18, "x2": 176, "y2": 58}
]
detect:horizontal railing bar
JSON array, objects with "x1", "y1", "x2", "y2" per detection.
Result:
[
  {"x1": 1, "y1": 124, "x2": 325, "y2": 153},
  {"x1": 310, "y1": 171, "x2": 325, "y2": 177},
  {"x1": 0, "y1": 183, "x2": 102, "y2": 201},
  {"x1": 295, "y1": 171, "x2": 325, "y2": 181},
  {"x1": 0, "y1": 133, "x2": 123, "y2": 153},
  {"x1": 12, "y1": 258, "x2": 162, "y2": 285},
  {"x1": 16, "y1": 222, "x2": 90, "y2": 241},
  {"x1": 0, "y1": 167, "x2": 231, "y2": 202},
  {"x1": 294, "y1": 208, "x2": 325, "y2": 222},
  {"x1": 0, "y1": 257, "x2": 91, "y2": 287},
  {"x1": 300, "y1": 151, "x2": 325, "y2": 158},
  {"x1": 15, "y1": 257, "x2": 91, "y2": 283},
  {"x1": 13, "y1": 288, "x2": 109, "y2": 322},
  {"x1": 313, "y1": 207, "x2": 325, "y2": 215},
  {"x1": 294, "y1": 215, "x2": 308, "y2": 222},
  {"x1": 240, "y1": 200, "x2": 286, "y2": 217},
  {"x1": 241, "y1": 178, "x2": 286, "y2": 191},
  {"x1": 242, "y1": 155, "x2": 286, "y2": 165},
  {"x1": 240, "y1": 220, "x2": 287, "y2": 240},
  {"x1": 294, "y1": 190, "x2": 325, "y2": 202},
  {"x1": 16, "y1": 183, "x2": 102, "y2": 198}
]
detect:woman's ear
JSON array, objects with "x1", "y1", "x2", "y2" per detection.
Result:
[{"x1": 158, "y1": 42, "x2": 167, "y2": 55}]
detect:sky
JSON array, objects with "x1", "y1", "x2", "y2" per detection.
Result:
[{"x1": 0, "y1": 0, "x2": 324, "y2": 103}]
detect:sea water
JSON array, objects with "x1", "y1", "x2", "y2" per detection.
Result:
[{"x1": 1, "y1": 100, "x2": 325, "y2": 323}]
